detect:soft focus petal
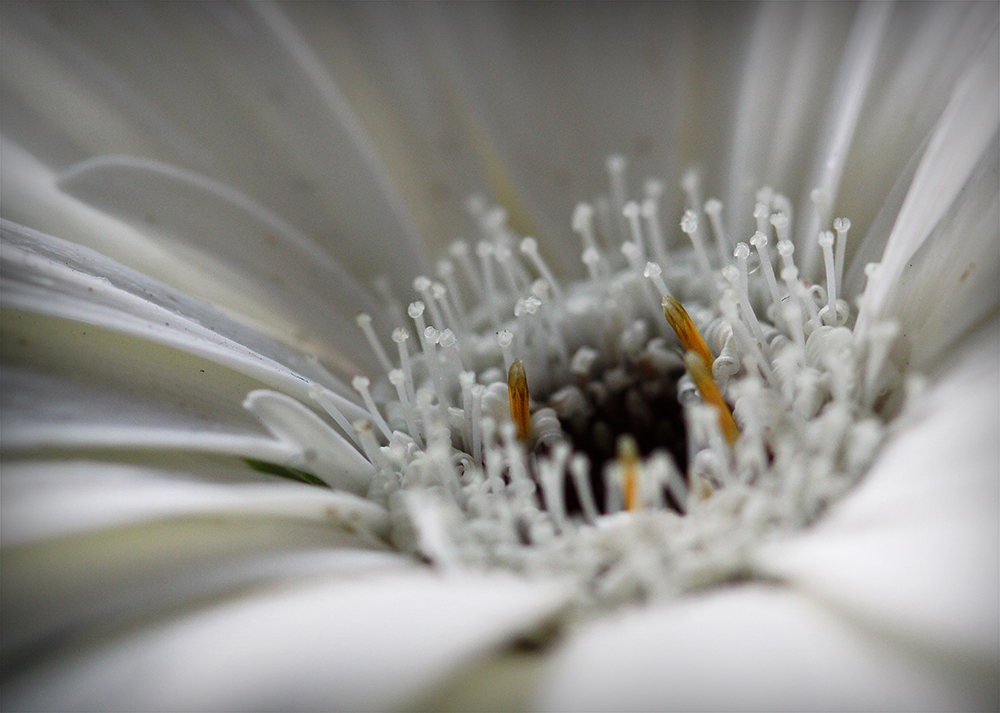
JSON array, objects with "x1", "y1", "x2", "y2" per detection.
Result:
[
  {"x1": 755, "y1": 318, "x2": 999, "y2": 670},
  {"x1": 537, "y1": 585, "x2": 975, "y2": 711},
  {"x1": 0, "y1": 1, "x2": 429, "y2": 293},
  {"x1": 4, "y1": 571, "x2": 570, "y2": 712},
  {"x1": 56, "y1": 155, "x2": 385, "y2": 359},
  {"x1": 1, "y1": 460, "x2": 388, "y2": 546},
  {"x1": 1, "y1": 221, "x2": 366, "y2": 407},
  {"x1": 2, "y1": 460, "x2": 406, "y2": 679},
  {"x1": 856, "y1": 24, "x2": 999, "y2": 355}
]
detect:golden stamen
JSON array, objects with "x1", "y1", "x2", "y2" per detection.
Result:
[
  {"x1": 508, "y1": 358, "x2": 532, "y2": 442},
  {"x1": 617, "y1": 434, "x2": 641, "y2": 511},
  {"x1": 684, "y1": 350, "x2": 740, "y2": 445},
  {"x1": 662, "y1": 296, "x2": 714, "y2": 373}
]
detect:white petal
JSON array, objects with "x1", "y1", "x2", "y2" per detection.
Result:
[
  {"x1": 2, "y1": 307, "x2": 371, "y2": 489},
  {"x1": 1, "y1": 221, "x2": 366, "y2": 412},
  {"x1": 795, "y1": 2, "x2": 892, "y2": 275},
  {"x1": 1, "y1": 460, "x2": 388, "y2": 547},
  {"x1": 723, "y1": 2, "x2": 852, "y2": 239},
  {"x1": 3, "y1": 502, "x2": 408, "y2": 677},
  {"x1": 755, "y1": 318, "x2": 1000, "y2": 665},
  {"x1": 839, "y1": 2, "x2": 999, "y2": 284},
  {"x1": 56, "y1": 155, "x2": 386, "y2": 359},
  {"x1": 857, "y1": 26, "x2": 999, "y2": 334},
  {"x1": 243, "y1": 389, "x2": 374, "y2": 494},
  {"x1": 537, "y1": 585, "x2": 980, "y2": 711},
  {"x1": 874, "y1": 135, "x2": 998, "y2": 368},
  {"x1": 0, "y1": 2, "x2": 429, "y2": 293},
  {"x1": 4, "y1": 572, "x2": 570, "y2": 712}
]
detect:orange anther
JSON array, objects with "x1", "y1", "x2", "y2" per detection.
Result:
[
  {"x1": 508, "y1": 359, "x2": 531, "y2": 442},
  {"x1": 617, "y1": 434, "x2": 641, "y2": 511},
  {"x1": 685, "y1": 351, "x2": 740, "y2": 445},
  {"x1": 663, "y1": 296, "x2": 714, "y2": 373}
]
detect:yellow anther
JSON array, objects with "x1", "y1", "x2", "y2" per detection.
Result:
[
  {"x1": 684, "y1": 350, "x2": 740, "y2": 445},
  {"x1": 663, "y1": 296, "x2": 714, "y2": 373},
  {"x1": 617, "y1": 434, "x2": 641, "y2": 511},
  {"x1": 508, "y1": 358, "x2": 532, "y2": 442}
]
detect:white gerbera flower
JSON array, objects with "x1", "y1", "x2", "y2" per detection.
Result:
[{"x1": 1, "y1": 2, "x2": 997, "y2": 710}]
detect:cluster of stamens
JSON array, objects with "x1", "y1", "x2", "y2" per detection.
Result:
[{"x1": 283, "y1": 156, "x2": 904, "y2": 611}]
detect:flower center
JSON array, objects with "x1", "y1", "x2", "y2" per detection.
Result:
[{"x1": 323, "y1": 156, "x2": 903, "y2": 612}]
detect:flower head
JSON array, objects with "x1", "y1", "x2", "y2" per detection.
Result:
[{"x1": 1, "y1": 2, "x2": 997, "y2": 710}]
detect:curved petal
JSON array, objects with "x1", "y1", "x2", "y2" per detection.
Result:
[
  {"x1": 0, "y1": 1, "x2": 429, "y2": 293},
  {"x1": 2, "y1": 459, "x2": 406, "y2": 677},
  {"x1": 1, "y1": 221, "x2": 367, "y2": 412},
  {"x1": 2, "y1": 310, "x2": 374, "y2": 491},
  {"x1": 755, "y1": 318, "x2": 1000, "y2": 667},
  {"x1": 56, "y1": 155, "x2": 387, "y2": 362},
  {"x1": 537, "y1": 584, "x2": 981, "y2": 711},
  {"x1": 2, "y1": 460, "x2": 387, "y2": 548},
  {"x1": 3, "y1": 571, "x2": 570, "y2": 712},
  {"x1": 857, "y1": 26, "x2": 999, "y2": 338}
]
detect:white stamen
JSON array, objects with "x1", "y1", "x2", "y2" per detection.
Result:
[
  {"x1": 753, "y1": 201, "x2": 771, "y2": 235},
  {"x1": 497, "y1": 329, "x2": 515, "y2": 373},
  {"x1": 353, "y1": 376, "x2": 393, "y2": 441},
  {"x1": 470, "y1": 383, "x2": 485, "y2": 465},
  {"x1": 421, "y1": 326, "x2": 448, "y2": 408},
  {"x1": 680, "y1": 209, "x2": 715, "y2": 286},
  {"x1": 308, "y1": 386, "x2": 364, "y2": 450},
  {"x1": 622, "y1": 201, "x2": 646, "y2": 263},
  {"x1": 606, "y1": 154, "x2": 629, "y2": 241},
  {"x1": 414, "y1": 276, "x2": 445, "y2": 330},
  {"x1": 520, "y1": 236, "x2": 564, "y2": 303},
  {"x1": 770, "y1": 212, "x2": 791, "y2": 244},
  {"x1": 641, "y1": 196, "x2": 670, "y2": 270},
  {"x1": 355, "y1": 313, "x2": 393, "y2": 375},
  {"x1": 833, "y1": 217, "x2": 850, "y2": 290},
  {"x1": 432, "y1": 282, "x2": 462, "y2": 336},
  {"x1": 720, "y1": 290, "x2": 774, "y2": 384},
  {"x1": 817, "y1": 231, "x2": 839, "y2": 325},
  {"x1": 704, "y1": 197, "x2": 732, "y2": 264},
  {"x1": 354, "y1": 419, "x2": 391, "y2": 482},
  {"x1": 389, "y1": 368, "x2": 423, "y2": 448},
  {"x1": 459, "y1": 370, "x2": 476, "y2": 452},
  {"x1": 392, "y1": 328, "x2": 417, "y2": 406},
  {"x1": 749, "y1": 231, "x2": 783, "y2": 316},
  {"x1": 642, "y1": 261, "x2": 666, "y2": 294},
  {"x1": 729, "y1": 242, "x2": 769, "y2": 349},
  {"x1": 572, "y1": 202, "x2": 599, "y2": 252},
  {"x1": 581, "y1": 246, "x2": 604, "y2": 281},
  {"x1": 494, "y1": 243, "x2": 529, "y2": 295}
]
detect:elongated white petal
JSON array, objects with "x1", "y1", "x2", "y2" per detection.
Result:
[
  {"x1": 537, "y1": 584, "x2": 979, "y2": 711},
  {"x1": 1, "y1": 221, "x2": 365, "y2": 416},
  {"x1": 873, "y1": 135, "x2": 998, "y2": 368},
  {"x1": 0, "y1": 2, "x2": 429, "y2": 293},
  {"x1": 857, "y1": 27, "x2": 999, "y2": 336},
  {"x1": 838, "y1": 2, "x2": 999, "y2": 278},
  {"x1": 1, "y1": 460, "x2": 388, "y2": 548},
  {"x1": 4, "y1": 572, "x2": 570, "y2": 712},
  {"x1": 795, "y1": 1, "x2": 892, "y2": 275},
  {"x1": 56, "y1": 155, "x2": 385, "y2": 361},
  {"x1": 724, "y1": 2, "x2": 851, "y2": 238},
  {"x1": 3, "y1": 313, "x2": 373, "y2": 490},
  {"x1": 243, "y1": 390, "x2": 374, "y2": 494},
  {"x1": 755, "y1": 319, "x2": 1000, "y2": 665},
  {"x1": 2, "y1": 459, "x2": 405, "y2": 671}
]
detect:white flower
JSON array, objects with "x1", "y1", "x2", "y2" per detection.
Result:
[{"x1": 1, "y1": 2, "x2": 997, "y2": 710}]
